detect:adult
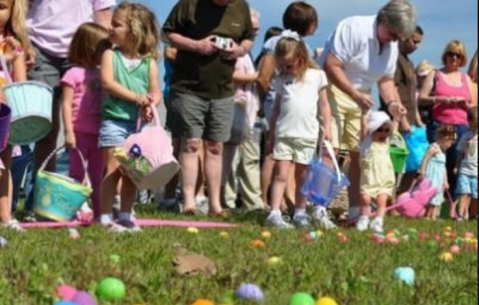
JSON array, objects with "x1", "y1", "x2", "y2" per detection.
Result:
[
  {"x1": 468, "y1": 50, "x2": 478, "y2": 103},
  {"x1": 222, "y1": 9, "x2": 264, "y2": 212},
  {"x1": 163, "y1": 0, "x2": 255, "y2": 216},
  {"x1": 416, "y1": 60, "x2": 435, "y2": 127},
  {"x1": 419, "y1": 40, "x2": 477, "y2": 203},
  {"x1": 25, "y1": 0, "x2": 115, "y2": 216},
  {"x1": 256, "y1": 1, "x2": 320, "y2": 218},
  {"x1": 319, "y1": 0, "x2": 416, "y2": 221},
  {"x1": 381, "y1": 26, "x2": 424, "y2": 194}
]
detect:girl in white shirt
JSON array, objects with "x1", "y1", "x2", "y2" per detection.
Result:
[{"x1": 266, "y1": 36, "x2": 333, "y2": 229}]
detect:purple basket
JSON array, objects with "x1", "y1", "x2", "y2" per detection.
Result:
[{"x1": 0, "y1": 104, "x2": 12, "y2": 152}]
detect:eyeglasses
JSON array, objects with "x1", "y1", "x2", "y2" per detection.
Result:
[{"x1": 447, "y1": 52, "x2": 462, "y2": 59}]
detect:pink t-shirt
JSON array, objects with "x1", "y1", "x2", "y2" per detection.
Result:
[
  {"x1": 234, "y1": 55, "x2": 259, "y2": 129},
  {"x1": 432, "y1": 71, "x2": 472, "y2": 125},
  {"x1": 27, "y1": 0, "x2": 116, "y2": 58},
  {"x1": 61, "y1": 67, "x2": 103, "y2": 135}
]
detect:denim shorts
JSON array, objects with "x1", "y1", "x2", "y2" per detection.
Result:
[
  {"x1": 456, "y1": 173, "x2": 478, "y2": 199},
  {"x1": 99, "y1": 119, "x2": 137, "y2": 148}
]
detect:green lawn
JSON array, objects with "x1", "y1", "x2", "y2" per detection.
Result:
[{"x1": 0, "y1": 209, "x2": 477, "y2": 305}]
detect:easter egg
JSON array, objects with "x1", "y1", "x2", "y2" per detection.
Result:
[
  {"x1": 387, "y1": 237, "x2": 400, "y2": 245},
  {"x1": 267, "y1": 256, "x2": 282, "y2": 265},
  {"x1": 219, "y1": 231, "x2": 230, "y2": 239},
  {"x1": 289, "y1": 292, "x2": 315, "y2": 305},
  {"x1": 464, "y1": 232, "x2": 475, "y2": 239},
  {"x1": 236, "y1": 283, "x2": 264, "y2": 302},
  {"x1": 261, "y1": 231, "x2": 272, "y2": 239},
  {"x1": 96, "y1": 277, "x2": 126, "y2": 301},
  {"x1": 427, "y1": 240, "x2": 439, "y2": 250},
  {"x1": 187, "y1": 227, "x2": 199, "y2": 234},
  {"x1": 71, "y1": 291, "x2": 97, "y2": 305},
  {"x1": 54, "y1": 302, "x2": 77, "y2": 305},
  {"x1": 419, "y1": 232, "x2": 429, "y2": 241},
  {"x1": 249, "y1": 239, "x2": 266, "y2": 248},
  {"x1": 191, "y1": 299, "x2": 215, "y2": 305},
  {"x1": 444, "y1": 226, "x2": 452, "y2": 232},
  {"x1": 0, "y1": 236, "x2": 8, "y2": 247},
  {"x1": 450, "y1": 245, "x2": 461, "y2": 255},
  {"x1": 440, "y1": 252, "x2": 454, "y2": 262},
  {"x1": 316, "y1": 297, "x2": 339, "y2": 305},
  {"x1": 109, "y1": 254, "x2": 121, "y2": 264},
  {"x1": 56, "y1": 285, "x2": 77, "y2": 301},
  {"x1": 394, "y1": 267, "x2": 415, "y2": 286}
]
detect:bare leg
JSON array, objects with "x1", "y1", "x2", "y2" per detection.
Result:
[
  {"x1": 458, "y1": 194, "x2": 471, "y2": 220},
  {"x1": 100, "y1": 148, "x2": 122, "y2": 215},
  {"x1": 376, "y1": 194, "x2": 389, "y2": 218},
  {"x1": 285, "y1": 163, "x2": 296, "y2": 210},
  {"x1": 204, "y1": 140, "x2": 224, "y2": 214},
  {"x1": 196, "y1": 141, "x2": 206, "y2": 198},
  {"x1": 119, "y1": 176, "x2": 137, "y2": 214},
  {"x1": 294, "y1": 163, "x2": 309, "y2": 210},
  {"x1": 180, "y1": 138, "x2": 201, "y2": 212},
  {"x1": 261, "y1": 154, "x2": 275, "y2": 207},
  {"x1": 269, "y1": 161, "x2": 292, "y2": 211},
  {"x1": 360, "y1": 193, "x2": 372, "y2": 217},
  {"x1": 0, "y1": 146, "x2": 13, "y2": 223}
]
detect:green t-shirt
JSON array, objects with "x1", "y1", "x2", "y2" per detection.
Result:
[
  {"x1": 163, "y1": 0, "x2": 254, "y2": 100},
  {"x1": 102, "y1": 49, "x2": 150, "y2": 122}
]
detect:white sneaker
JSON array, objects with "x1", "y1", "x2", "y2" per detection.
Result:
[
  {"x1": 313, "y1": 207, "x2": 337, "y2": 230},
  {"x1": 293, "y1": 214, "x2": 312, "y2": 229},
  {"x1": 196, "y1": 196, "x2": 209, "y2": 215},
  {"x1": 1, "y1": 219, "x2": 25, "y2": 233},
  {"x1": 369, "y1": 217, "x2": 384, "y2": 234},
  {"x1": 101, "y1": 221, "x2": 128, "y2": 234},
  {"x1": 356, "y1": 216, "x2": 370, "y2": 232},
  {"x1": 266, "y1": 212, "x2": 294, "y2": 229}
]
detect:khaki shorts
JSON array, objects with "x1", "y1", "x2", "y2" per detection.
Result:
[
  {"x1": 328, "y1": 85, "x2": 364, "y2": 151},
  {"x1": 273, "y1": 137, "x2": 317, "y2": 165}
]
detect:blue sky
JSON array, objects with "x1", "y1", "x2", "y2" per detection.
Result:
[{"x1": 138, "y1": 0, "x2": 477, "y2": 74}]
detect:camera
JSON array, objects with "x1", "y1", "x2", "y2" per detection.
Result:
[{"x1": 213, "y1": 36, "x2": 233, "y2": 50}]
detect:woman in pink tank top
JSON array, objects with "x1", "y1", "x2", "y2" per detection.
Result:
[{"x1": 419, "y1": 40, "x2": 477, "y2": 208}]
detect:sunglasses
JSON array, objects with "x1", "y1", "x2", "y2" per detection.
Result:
[
  {"x1": 447, "y1": 52, "x2": 462, "y2": 59},
  {"x1": 375, "y1": 127, "x2": 391, "y2": 134}
]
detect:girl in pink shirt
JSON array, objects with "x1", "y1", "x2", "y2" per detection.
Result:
[{"x1": 61, "y1": 23, "x2": 111, "y2": 219}]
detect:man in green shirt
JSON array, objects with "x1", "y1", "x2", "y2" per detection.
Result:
[{"x1": 163, "y1": 0, "x2": 254, "y2": 216}]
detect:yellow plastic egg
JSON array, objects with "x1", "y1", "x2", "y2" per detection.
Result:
[
  {"x1": 317, "y1": 297, "x2": 339, "y2": 305},
  {"x1": 191, "y1": 299, "x2": 215, "y2": 305},
  {"x1": 187, "y1": 227, "x2": 199, "y2": 234},
  {"x1": 440, "y1": 252, "x2": 454, "y2": 262}
]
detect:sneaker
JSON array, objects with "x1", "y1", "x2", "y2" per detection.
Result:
[
  {"x1": 1, "y1": 219, "x2": 26, "y2": 232},
  {"x1": 313, "y1": 208, "x2": 337, "y2": 230},
  {"x1": 23, "y1": 211, "x2": 37, "y2": 223},
  {"x1": 195, "y1": 196, "x2": 209, "y2": 215},
  {"x1": 158, "y1": 198, "x2": 181, "y2": 213},
  {"x1": 369, "y1": 217, "x2": 384, "y2": 234},
  {"x1": 117, "y1": 219, "x2": 142, "y2": 233},
  {"x1": 266, "y1": 212, "x2": 294, "y2": 229},
  {"x1": 293, "y1": 214, "x2": 312, "y2": 229},
  {"x1": 356, "y1": 216, "x2": 370, "y2": 232}
]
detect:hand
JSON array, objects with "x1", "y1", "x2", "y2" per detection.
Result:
[
  {"x1": 196, "y1": 35, "x2": 218, "y2": 56},
  {"x1": 141, "y1": 106, "x2": 154, "y2": 122},
  {"x1": 388, "y1": 101, "x2": 407, "y2": 121},
  {"x1": 65, "y1": 132, "x2": 76, "y2": 149},
  {"x1": 322, "y1": 127, "x2": 333, "y2": 143},
  {"x1": 135, "y1": 95, "x2": 151, "y2": 106},
  {"x1": 1, "y1": 37, "x2": 23, "y2": 63},
  {"x1": 265, "y1": 132, "x2": 275, "y2": 155},
  {"x1": 352, "y1": 91, "x2": 374, "y2": 111},
  {"x1": 400, "y1": 120, "x2": 411, "y2": 134},
  {"x1": 219, "y1": 41, "x2": 245, "y2": 60},
  {"x1": 26, "y1": 48, "x2": 36, "y2": 69}
]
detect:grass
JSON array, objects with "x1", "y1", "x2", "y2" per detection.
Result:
[{"x1": 0, "y1": 207, "x2": 477, "y2": 305}]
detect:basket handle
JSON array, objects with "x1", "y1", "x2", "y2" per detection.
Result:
[
  {"x1": 318, "y1": 140, "x2": 342, "y2": 183},
  {"x1": 0, "y1": 56, "x2": 13, "y2": 85},
  {"x1": 136, "y1": 104, "x2": 161, "y2": 131},
  {"x1": 39, "y1": 145, "x2": 91, "y2": 186}
]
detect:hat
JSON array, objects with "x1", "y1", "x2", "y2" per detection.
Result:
[
  {"x1": 416, "y1": 60, "x2": 435, "y2": 77},
  {"x1": 367, "y1": 111, "x2": 392, "y2": 135}
]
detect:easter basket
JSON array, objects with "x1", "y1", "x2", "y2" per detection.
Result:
[
  {"x1": 0, "y1": 103, "x2": 11, "y2": 152},
  {"x1": 390, "y1": 132, "x2": 409, "y2": 174},
  {"x1": 1, "y1": 56, "x2": 53, "y2": 145},
  {"x1": 301, "y1": 141, "x2": 350, "y2": 207},
  {"x1": 115, "y1": 106, "x2": 179, "y2": 191},
  {"x1": 34, "y1": 146, "x2": 93, "y2": 222}
]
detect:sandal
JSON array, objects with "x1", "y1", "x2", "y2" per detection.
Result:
[{"x1": 209, "y1": 210, "x2": 232, "y2": 219}]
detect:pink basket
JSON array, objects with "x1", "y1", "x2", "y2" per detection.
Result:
[{"x1": 115, "y1": 106, "x2": 179, "y2": 190}]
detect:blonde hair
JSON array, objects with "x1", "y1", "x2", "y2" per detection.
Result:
[
  {"x1": 115, "y1": 3, "x2": 160, "y2": 60},
  {"x1": 69, "y1": 23, "x2": 111, "y2": 68},
  {"x1": 6, "y1": 0, "x2": 32, "y2": 53},
  {"x1": 442, "y1": 40, "x2": 468, "y2": 67},
  {"x1": 416, "y1": 60, "x2": 435, "y2": 77},
  {"x1": 275, "y1": 37, "x2": 318, "y2": 80}
]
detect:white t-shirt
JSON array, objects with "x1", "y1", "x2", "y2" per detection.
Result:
[
  {"x1": 273, "y1": 68, "x2": 328, "y2": 140},
  {"x1": 458, "y1": 132, "x2": 478, "y2": 177},
  {"x1": 318, "y1": 15, "x2": 398, "y2": 91},
  {"x1": 28, "y1": 0, "x2": 116, "y2": 58}
]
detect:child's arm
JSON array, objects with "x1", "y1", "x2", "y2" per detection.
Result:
[
  {"x1": 101, "y1": 49, "x2": 150, "y2": 106},
  {"x1": 360, "y1": 111, "x2": 369, "y2": 143},
  {"x1": 233, "y1": 71, "x2": 259, "y2": 86},
  {"x1": 443, "y1": 167, "x2": 449, "y2": 191},
  {"x1": 318, "y1": 87, "x2": 332, "y2": 142},
  {"x1": 148, "y1": 58, "x2": 162, "y2": 105},
  {"x1": 419, "y1": 146, "x2": 438, "y2": 179},
  {"x1": 62, "y1": 86, "x2": 76, "y2": 149}
]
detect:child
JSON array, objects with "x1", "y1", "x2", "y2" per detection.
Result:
[
  {"x1": 99, "y1": 3, "x2": 161, "y2": 232},
  {"x1": 0, "y1": 0, "x2": 30, "y2": 231},
  {"x1": 356, "y1": 111, "x2": 395, "y2": 233},
  {"x1": 61, "y1": 23, "x2": 111, "y2": 219},
  {"x1": 456, "y1": 107, "x2": 478, "y2": 220},
  {"x1": 420, "y1": 125, "x2": 456, "y2": 220},
  {"x1": 266, "y1": 36, "x2": 333, "y2": 229}
]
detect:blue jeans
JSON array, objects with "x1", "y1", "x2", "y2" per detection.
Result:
[
  {"x1": 11, "y1": 145, "x2": 35, "y2": 212},
  {"x1": 427, "y1": 122, "x2": 470, "y2": 200}
]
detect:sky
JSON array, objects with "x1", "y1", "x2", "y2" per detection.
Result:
[{"x1": 138, "y1": 0, "x2": 478, "y2": 86}]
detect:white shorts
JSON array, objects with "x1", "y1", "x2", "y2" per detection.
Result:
[{"x1": 273, "y1": 137, "x2": 317, "y2": 165}]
